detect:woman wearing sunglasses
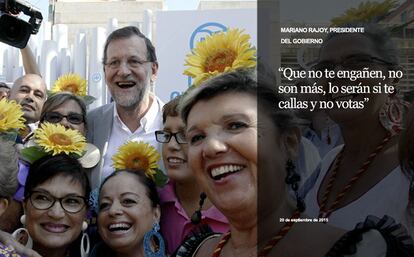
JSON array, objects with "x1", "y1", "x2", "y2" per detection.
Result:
[
  {"x1": 0, "y1": 94, "x2": 84, "y2": 242},
  {"x1": 40, "y1": 93, "x2": 87, "y2": 136}
]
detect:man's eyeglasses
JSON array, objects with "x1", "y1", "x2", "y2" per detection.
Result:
[
  {"x1": 313, "y1": 54, "x2": 394, "y2": 72},
  {"x1": 43, "y1": 112, "x2": 84, "y2": 125},
  {"x1": 104, "y1": 58, "x2": 151, "y2": 70},
  {"x1": 155, "y1": 131, "x2": 187, "y2": 144},
  {"x1": 29, "y1": 191, "x2": 86, "y2": 214}
]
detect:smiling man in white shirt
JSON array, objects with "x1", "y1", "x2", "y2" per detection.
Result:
[{"x1": 87, "y1": 26, "x2": 164, "y2": 189}]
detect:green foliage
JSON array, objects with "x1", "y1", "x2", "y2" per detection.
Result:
[
  {"x1": 20, "y1": 146, "x2": 48, "y2": 164},
  {"x1": 153, "y1": 168, "x2": 169, "y2": 187},
  {"x1": 83, "y1": 95, "x2": 97, "y2": 106},
  {"x1": 0, "y1": 131, "x2": 18, "y2": 142}
]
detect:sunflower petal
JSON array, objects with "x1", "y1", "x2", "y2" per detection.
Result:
[
  {"x1": 51, "y1": 74, "x2": 87, "y2": 97},
  {"x1": 183, "y1": 28, "x2": 256, "y2": 87},
  {"x1": 34, "y1": 123, "x2": 86, "y2": 156},
  {"x1": 112, "y1": 141, "x2": 164, "y2": 184},
  {"x1": 0, "y1": 98, "x2": 26, "y2": 132}
]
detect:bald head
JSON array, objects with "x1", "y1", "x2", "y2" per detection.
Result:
[{"x1": 9, "y1": 74, "x2": 47, "y2": 124}]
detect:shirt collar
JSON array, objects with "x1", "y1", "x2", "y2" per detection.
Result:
[
  {"x1": 159, "y1": 182, "x2": 229, "y2": 224},
  {"x1": 113, "y1": 94, "x2": 161, "y2": 133}
]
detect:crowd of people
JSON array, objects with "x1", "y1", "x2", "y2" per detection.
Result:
[{"x1": 0, "y1": 22, "x2": 413, "y2": 257}]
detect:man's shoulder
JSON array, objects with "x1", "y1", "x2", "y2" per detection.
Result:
[{"x1": 88, "y1": 103, "x2": 114, "y2": 117}]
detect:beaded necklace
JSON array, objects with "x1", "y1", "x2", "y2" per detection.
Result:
[
  {"x1": 319, "y1": 133, "x2": 393, "y2": 218},
  {"x1": 211, "y1": 210, "x2": 300, "y2": 257}
]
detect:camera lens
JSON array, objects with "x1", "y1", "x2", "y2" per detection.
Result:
[
  {"x1": 5, "y1": 24, "x2": 21, "y2": 40},
  {"x1": 0, "y1": 14, "x2": 31, "y2": 48}
]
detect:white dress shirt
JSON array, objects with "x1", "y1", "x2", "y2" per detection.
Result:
[{"x1": 101, "y1": 95, "x2": 164, "y2": 180}]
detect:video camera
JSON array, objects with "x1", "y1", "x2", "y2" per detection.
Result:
[{"x1": 0, "y1": 0, "x2": 42, "y2": 48}]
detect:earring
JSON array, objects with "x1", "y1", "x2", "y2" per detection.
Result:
[
  {"x1": 285, "y1": 160, "x2": 305, "y2": 212},
  {"x1": 379, "y1": 92, "x2": 410, "y2": 135},
  {"x1": 88, "y1": 188, "x2": 100, "y2": 214},
  {"x1": 20, "y1": 214, "x2": 26, "y2": 225},
  {"x1": 80, "y1": 221, "x2": 90, "y2": 257},
  {"x1": 191, "y1": 192, "x2": 207, "y2": 225},
  {"x1": 143, "y1": 222, "x2": 165, "y2": 257},
  {"x1": 12, "y1": 215, "x2": 33, "y2": 249}
]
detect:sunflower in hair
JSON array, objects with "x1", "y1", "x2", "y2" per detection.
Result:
[
  {"x1": 34, "y1": 123, "x2": 86, "y2": 156},
  {"x1": 0, "y1": 98, "x2": 25, "y2": 133},
  {"x1": 184, "y1": 28, "x2": 256, "y2": 86},
  {"x1": 51, "y1": 74, "x2": 87, "y2": 96},
  {"x1": 112, "y1": 141, "x2": 167, "y2": 186},
  {"x1": 20, "y1": 123, "x2": 99, "y2": 167}
]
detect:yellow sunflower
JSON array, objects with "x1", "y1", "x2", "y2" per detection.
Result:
[
  {"x1": 184, "y1": 28, "x2": 256, "y2": 86},
  {"x1": 112, "y1": 141, "x2": 160, "y2": 180},
  {"x1": 0, "y1": 98, "x2": 26, "y2": 132},
  {"x1": 34, "y1": 123, "x2": 86, "y2": 156},
  {"x1": 51, "y1": 74, "x2": 87, "y2": 96}
]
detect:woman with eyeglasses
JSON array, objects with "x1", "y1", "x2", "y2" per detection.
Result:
[
  {"x1": 0, "y1": 95, "x2": 85, "y2": 253},
  {"x1": 304, "y1": 23, "x2": 413, "y2": 235},
  {"x1": 17, "y1": 154, "x2": 90, "y2": 257},
  {"x1": 155, "y1": 96, "x2": 228, "y2": 254},
  {"x1": 39, "y1": 92, "x2": 87, "y2": 136}
]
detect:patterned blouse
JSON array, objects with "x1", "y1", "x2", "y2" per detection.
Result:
[{"x1": 0, "y1": 242, "x2": 23, "y2": 257}]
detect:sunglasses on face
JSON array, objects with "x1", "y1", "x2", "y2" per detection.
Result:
[{"x1": 43, "y1": 112, "x2": 84, "y2": 125}]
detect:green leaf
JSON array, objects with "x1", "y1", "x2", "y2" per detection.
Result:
[
  {"x1": 46, "y1": 89, "x2": 53, "y2": 97},
  {"x1": 0, "y1": 132, "x2": 18, "y2": 142},
  {"x1": 153, "y1": 169, "x2": 169, "y2": 187},
  {"x1": 20, "y1": 146, "x2": 48, "y2": 164},
  {"x1": 83, "y1": 95, "x2": 97, "y2": 105}
]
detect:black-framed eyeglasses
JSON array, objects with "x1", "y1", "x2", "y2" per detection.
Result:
[
  {"x1": 313, "y1": 54, "x2": 394, "y2": 72},
  {"x1": 104, "y1": 58, "x2": 151, "y2": 70},
  {"x1": 155, "y1": 130, "x2": 187, "y2": 144},
  {"x1": 43, "y1": 112, "x2": 84, "y2": 125},
  {"x1": 29, "y1": 191, "x2": 87, "y2": 214}
]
